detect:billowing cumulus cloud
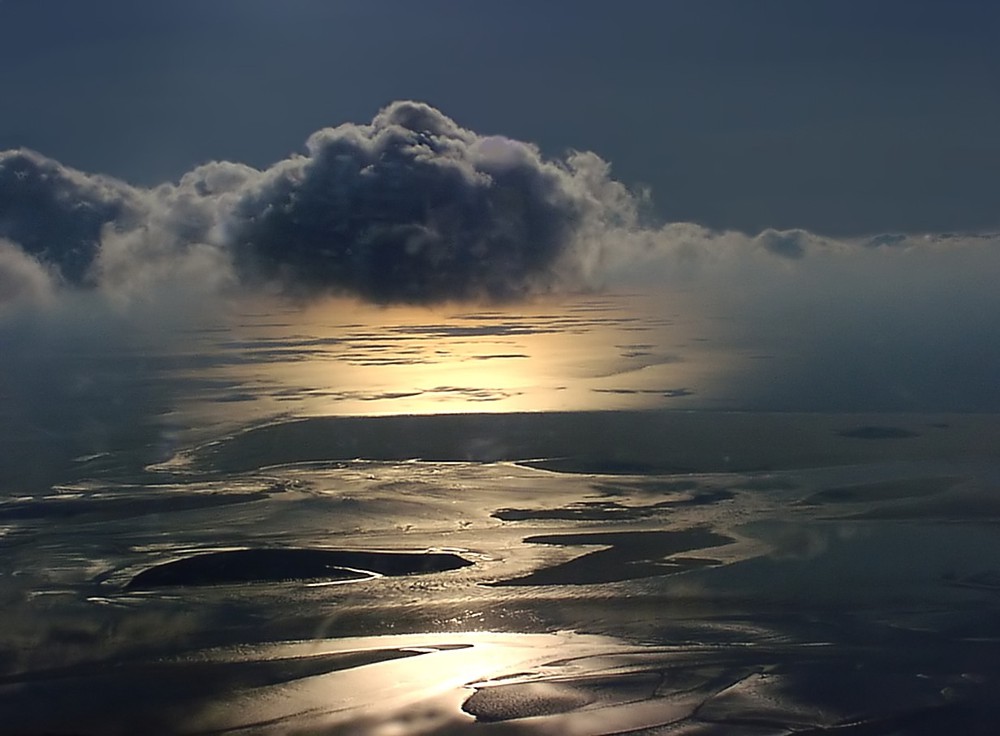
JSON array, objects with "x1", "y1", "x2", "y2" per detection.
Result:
[
  {"x1": 0, "y1": 102, "x2": 645, "y2": 307},
  {"x1": 0, "y1": 100, "x2": 998, "y2": 319},
  {"x1": 0, "y1": 149, "x2": 140, "y2": 285},
  {"x1": 228, "y1": 102, "x2": 638, "y2": 302}
]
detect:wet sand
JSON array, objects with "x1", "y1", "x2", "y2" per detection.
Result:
[{"x1": 185, "y1": 410, "x2": 1000, "y2": 474}]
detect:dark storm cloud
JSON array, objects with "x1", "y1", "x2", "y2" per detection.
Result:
[
  {"x1": 227, "y1": 101, "x2": 633, "y2": 303},
  {"x1": 0, "y1": 102, "x2": 640, "y2": 306},
  {"x1": 0, "y1": 149, "x2": 139, "y2": 284},
  {"x1": 1, "y1": 100, "x2": 999, "y2": 319}
]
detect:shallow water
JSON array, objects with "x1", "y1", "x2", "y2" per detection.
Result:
[{"x1": 2, "y1": 411, "x2": 1000, "y2": 733}]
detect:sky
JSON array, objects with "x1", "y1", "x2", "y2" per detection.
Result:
[
  {"x1": 1, "y1": 0, "x2": 998, "y2": 236},
  {"x1": 1, "y1": 0, "x2": 1000, "y2": 473}
]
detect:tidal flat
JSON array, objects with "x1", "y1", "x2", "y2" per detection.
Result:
[{"x1": 2, "y1": 410, "x2": 1000, "y2": 734}]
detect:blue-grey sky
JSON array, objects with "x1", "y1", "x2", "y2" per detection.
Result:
[{"x1": 2, "y1": 0, "x2": 998, "y2": 236}]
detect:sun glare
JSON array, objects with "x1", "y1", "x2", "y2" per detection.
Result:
[{"x1": 182, "y1": 291, "x2": 733, "y2": 421}]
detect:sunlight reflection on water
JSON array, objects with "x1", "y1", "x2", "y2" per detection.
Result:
[{"x1": 164, "y1": 292, "x2": 732, "y2": 431}]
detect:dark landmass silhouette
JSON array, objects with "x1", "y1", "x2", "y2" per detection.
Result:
[
  {"x1": 126, "y1": 548, "x2": 473, "y2": 589},
  {"x1": 492, "y1": 489, "x2": 733, "y2": 521},
  {"x1": 190, "y1": 412, "x2": 1000, "y2": 477},
  {"x1": 492, "y1": 527, "x2": 732, "y2": 586}
]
